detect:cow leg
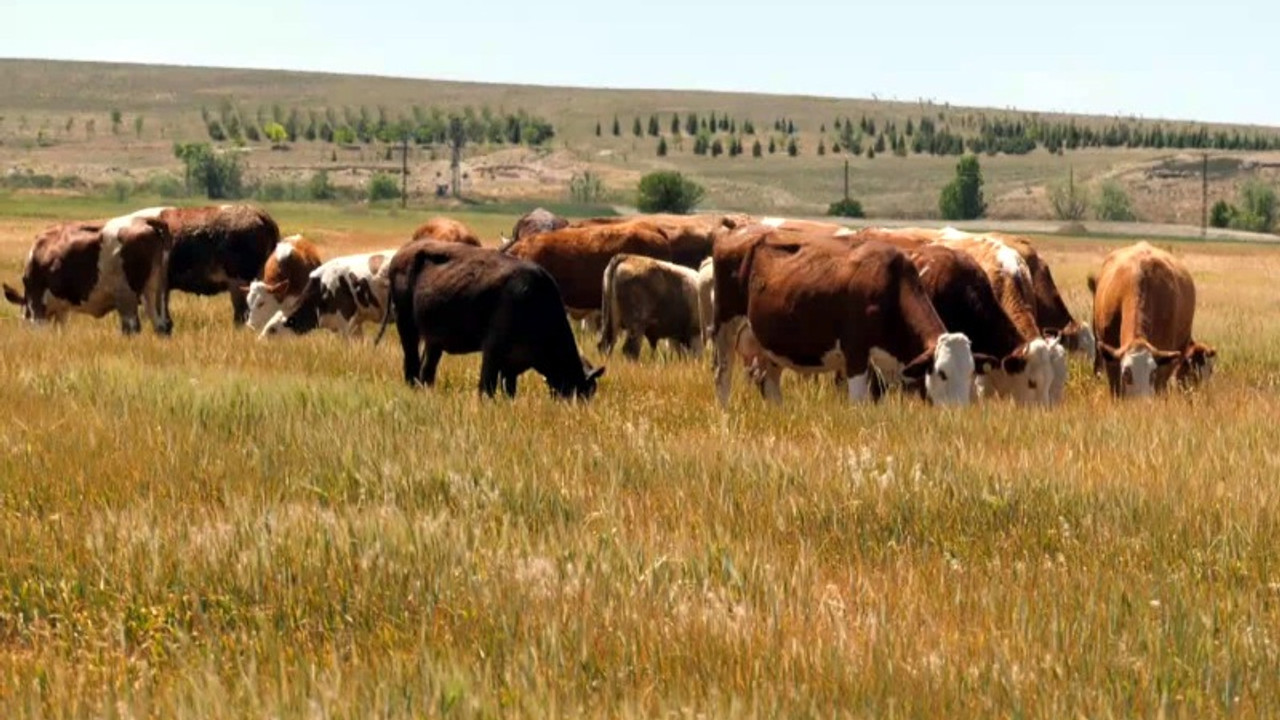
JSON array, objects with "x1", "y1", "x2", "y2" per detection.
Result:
[
  {"x1": 845, "y1": 357, "x2": 875, "y2": 404},
  {"x1": 478, "y1": 350, "x2": 502, "y2": 398},
  {"x1": 421, "y1": 344, "x2": 444, "y2": 387},
  {"x1": 502, "y1": 370, "x2": 519, "y2": 398},
  {"x1": 116, "y1": 297, "x2": 142, "y2": 335},
  {"x1": 397, "y1": 318, "x2": 422, "y2": 387},
  {"x1": 229, "y1": 285, "x2": 250, "y2": 326},
  {"x1": 622, "y1": 331, "x2": 643, "y2": 360},
  {"x1": 142, "y1": 268, "x2": 172, "y2": 336},
  {"x1": 758, "y1": 362, "x2": 783, "y2": 405},
  {"x1": 712, "y1": 321, "x2": 741, "y2": 408}
]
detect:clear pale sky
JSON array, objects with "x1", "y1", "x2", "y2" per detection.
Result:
[{"x1": 3, "y1": 0, "x2": 1274, "y2": 126}]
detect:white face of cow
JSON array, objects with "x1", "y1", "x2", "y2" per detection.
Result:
[
  {"x1": 1119, "y1": 347, "x2": 1161, "y2": 398},
  {"x1": 245, "y1": 280, "x2": 285, "y2": 332},
  {"x1": 1048, "y1": 339, "x2": 1068, "y2": 405},
  {"x1": 985, "y1": 338, "x2": 1056, "y2": 406},
  {"x1": 1077, "y1": 323, "x2": 1097, "y2": 365},
  {"x1": 258, "y1": 310, "x2": 290, "y2": 339},
  {"x1": 924, "y1": 332, "x2": 977, "y2": 407}
]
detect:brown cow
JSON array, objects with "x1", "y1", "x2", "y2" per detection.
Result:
[
  {"x1": 1088, "y1": 242, "x2": 1214, "y2": 397},
  {"x1": 4, "y1": 215, "x2": 172, "y2": 335},
  {"x1": 411, "y1": 216, "x2": 483, "y2": 246},
  {"x1": 573, "y1": 213, "x2": 749, "y2": 268},
  {"x1": 712, "y1": 225, "x2": 982, "y2": 407},
  {"x1": 598, "y1": 254, "x2": 702, "y2": 358},
  {"x1": 126, "y1": 204, "x2": 280, "y2": 325},
  {"x1": 243, "y1": 235, "x2": 323, "y2": 331},
  {"x1": 502, "y1": 220, "x2": 671, "y2": 327},
  {"x1": 509, "y1": 207, "x2": 568, "y2": 244}
]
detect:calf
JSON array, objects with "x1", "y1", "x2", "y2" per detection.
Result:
[
  {"x1": 376, "y1": 239, "x2": 605, "y2": 399},
  {"x1": 260, "y1": 251, "x2": 395, "y2": 338},
  {"x1": 1088, "y1": 242, "x2": 1214, "y2": 397},
  {"x1": 4, "y1": 215, "x2": 172, "y2": 335},
  {"x1": 598, "y1": 254, "x2": 702, "y2": 358},
  {"x1": 243, "y1": 235, "x2": 323, "y2": 331},
  {"x1": 411, "y1": 216, "x2": 483, "y2": 246}
]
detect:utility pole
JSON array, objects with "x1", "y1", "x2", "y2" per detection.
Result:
[
  {"x1": 400, "y1": 132, "x2": 409, "y2": 209},
  {"x1": 843, "y1": 158, "x2": 850, "y2": 202},
  {"x1": 1201, "y1": 152, "x2": 1209, "y2": 237}
]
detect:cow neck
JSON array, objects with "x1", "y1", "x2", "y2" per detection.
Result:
[{"x1": 890, "y1": 265, "x2": 946, "y2": 362}]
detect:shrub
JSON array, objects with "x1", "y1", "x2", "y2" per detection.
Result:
[
  {"x1": 109, "y1": 179, "x2": 132, "y2": 203},
  {"x1": 656, "y1": 136, "x2": 668, "y2": 157},
  {"x1": 710, "y1": 139, "x2": 723, "y2": 157},
  {"x1": 787, "y1": 138, "x2": 798, "y2": 157},
  {"x1": 1094, "y1": 181, "x2": 1137, "y2": 221},
  {"x1": 752, "y1": 140, "x2": 762, "y2": 157},
  {"x1": 939, "y1": 155, "x2": 986, "y2": 220},
  {"x1": 636, "y1": 171, "x2": 705, "y2": 214},
  {"x1": 1231, "y1": 180, "x2": 1278, "y2": 233},
  {"x1": 308, "y1": 171, "x2": 336, "y2": 201},
  {"x1": 143, "y1": 173, "x2": 186, "y2": 198},
  {"x1": 569, "y1": 171, "x2": 604, "y2": 204},
  {"x1": 827, "y1": 198, "x2": 865, "y2": 218},
  {"x1": 1049, "y1": 171, "x2": 1089, "y2": 221},
  {"x1": 368, "y1": 173, "x2": 401, "y2": 202},
  {"x1": 173, "y1": 142, "x2": 244, "y2": 199},
  {"x1": 1209, "y1": 199, "x2": 1234, "y2": 228},
  {"x1": 264, "y1": 122, "x2": 288, "y2": 145}
]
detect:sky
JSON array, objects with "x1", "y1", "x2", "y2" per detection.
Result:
[{"x1": 2, "y1": 0, "x2": 1275, "y2": 126}]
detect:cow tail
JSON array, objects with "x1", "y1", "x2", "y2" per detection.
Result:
[
  {"x1": 600, "y1": 254, "x2": 625, "y2": 350},
  {"x1": 1086, "y1": 273, "x2": 1098, "y2": 296},
  {"x1": 374, "y1": 292, "x2": 395, "y2": 346}
]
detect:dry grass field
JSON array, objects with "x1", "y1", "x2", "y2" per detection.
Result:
[{"x1": 2, "y1": 196, "x2": 1280, "y2": 717}]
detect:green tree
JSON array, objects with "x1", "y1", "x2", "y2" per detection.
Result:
[
  {"x1": 612, "y1": 116, "x2": 621, "y2": 136},
  {"x1": 1094, "y1": 180, "x2": 1137, "y2": 222},
  {"x1": 633, "y1": 117, "x2": 643, "y2": 137},
  {"x1": 670, "y1": 115, "x2": 680, "y2": 136},
  {"x1": 172, "y1": 142, "x2": 243, "y2": 199},
  {"x1": 647, "y1": 115, "x2": 660, "y2": 136},
  {"x1": 787, "y1": 138, "x2": 798, "y2": 156},
  {"x1": 110, "y1": 108, "x2": 122, "y2": 134},
  {"x1": 368, "y1": 173, "x2": 401, "y2": 202},
  {"x1": 656, "y1": 136, "x2": 668, "y2": 157},
  {"x1": 710, "y1": 138, "x2": 724, "y2": 157},
  {"x1": 133, "y1": 116, "x2": 144, "y2": 139},
  {"x1": 752, "y1": 139, "x2": 763, "y2": 157},
  {"x1": 1049, "y1": 169, "x2": 1089, "y2": 221},
  {"x1": 308, "y1": 170, "x2": 335, "y2": 201},
  {"x1": 827, "y1": 198, "x2": 865, "y2": 218},
  {"x1": 768, "y1": 137, "x2": 776, "y2": 154},
  {"x1": 1209, "y1": 199, "x2": 1234, "y2": 228},
  {"x1": 1231, "y1": 180, "x2": 1278, "y2": 233},
  {"x1": 264, "y1": 122, "x2": 288, "y2": 145},
  {"x1": 940, "y1": 155, "x2": 986, "y2": 220},
  {"x1": 636, "y1": 171, "x2": 705, "y2": 214},
  {"x1": 595, "y1": 120, "x2": 601, "y2": 136},
  {"x1": 817, "y1": 139, "x2": 826, "y2": 156}
]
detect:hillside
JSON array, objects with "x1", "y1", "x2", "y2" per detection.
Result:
[{"x1": 2, "y1": 58, "x2": 1279, "y2": 223}]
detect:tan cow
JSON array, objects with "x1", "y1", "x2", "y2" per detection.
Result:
[
  {"x1": 411, "y1": 216, "x2": 483, "y2": 246},
  {"x1": 243, "y1": 235, "x2": 324, "y2": 331},
  {"x1": 599, "y1": 254, "x2": 702, "y2": 358},
  {"x1": 4, "y1": 215, "x2": 172, "y2": 335},
  {"x1": 1088, "y1": 242, "x2": 1215, "y2": 397}
]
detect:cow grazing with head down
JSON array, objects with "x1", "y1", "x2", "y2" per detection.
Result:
[
  {"x1": 411, "y1": 216, "x2": 483, "y2": 246},
  {"x1": 599, "y1": 254, "x2": 703, "y2": 359},
  {"x1": 508, "y1": 207, "x2": 568, "y2": 245},
  {"x1": 376, "y1": 239, "x2": 605, "y2": 399},
  {"x1": 711, "y1": 225, "x2": 982, "y2": 407},
  {"x1": 260, "y1": 251, "x2": 395, "y2": 338},
  {"x1": 124, "y1": 204, "x2": 280, "y2": 325},
  {"x1": 1088, "y1": 242, "x2": 1214, "y2": 397},
  {"x1": 501, "y1": 220, "x2": 671, "y2": 328},
  {"x1": 4, "y1": 215, "x2": 173, "y2": 335},
  {"x1": 243, "y1": 235, "x2": 323, "y2": 332}
]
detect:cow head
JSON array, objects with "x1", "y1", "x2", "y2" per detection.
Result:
[
  {"x1": 244, "y1": 279, "x2": 290, "y2": 332},
  {"x1": 979, "y1": 338, "x2": 1057, "y2": 406},
  {"x1": 1097, "y1": 340, "x2": 1182, "y2": 398},
  {"x1": 549, "y1": 360, "x2": 606, "y2": 400},
  {"x1": 3, "y1": 282, "x2": 37, "y2": 323},
  {"x1": 901, "y1": 332, "x2": 977, "y2": 407},
  {"x1": 259, "y1": 277, "x2": 323, "y2": 339},
  {"x1": 1177, "y1": 340, "x2": 1217, "y2": 388}
]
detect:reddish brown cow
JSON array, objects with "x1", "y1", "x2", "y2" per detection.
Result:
[
  {"x1": 4, "y1": 215, "x2": 173, "y2": 335},
  {"x1": 411, "y1": 216, "x2": 483, "y2": 246},
  {"x1": 502, "y1": 220, "x2": 672, "y2": 326},
  {"x1": 1088, "y1": 242, "x2": 1214, "y2": 397},
  {"x1": 243, "y1": 235, "x2": 323, "y2": 331},
  {"x1": 573, "y1": 213, "x2": 749, "y2": 268}
]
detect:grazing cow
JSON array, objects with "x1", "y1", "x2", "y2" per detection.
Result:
[
  {"x1": 1088, "y1": 242, "x2": 1214, "y2": 397},
  {"x1": 376, "y1": 239, "x2": 605, "y2": 398},
  {"x1": 696, "y1": 257, "x2": 715, "y2": 343},
  {"x1": 243, "y1": 235, "x2": 323, "y2": 331},
  {"x1": 124, "y1": 204, "x2": 280, "y2": 325},
  {"x1": 411, "y1": 216, "x2": 483, "y2": 246},
  {"x1": 502, "y1": 220, "x2": 671, "y2": 327},
  {"x1": 935, "y1": 232, "x2": 1069, "y2": 404},
  {"x1": 260, "y1": 251, "x2": 395, "y2": 338},
  {"x1": 4, "y1": 215, "x2": 173, "y2": 335},
  {"x1": 599, "y1": 254, "x2": 702, "y2": 358},
  {"x1": 712, "y1": 225, "x2": 982, "y2": 407},
  {"x1": 509, "y1": 207, "x2": 568, "y2": 244},
  {"x1": 573, "y1": 213, "x2": 749, "y2": 268}
]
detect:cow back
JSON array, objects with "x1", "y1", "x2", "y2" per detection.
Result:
[{"x1": 504, "y1": 222, "x2": 671, "y2": 312}]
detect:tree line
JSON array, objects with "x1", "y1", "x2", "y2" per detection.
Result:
[{"x1": 200, "y1": 100, "x2": 555, "y2": 147}]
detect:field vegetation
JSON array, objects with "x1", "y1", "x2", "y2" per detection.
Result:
[{"x1": 2, "y1": 197, "x2": 1280, "y2": 716}]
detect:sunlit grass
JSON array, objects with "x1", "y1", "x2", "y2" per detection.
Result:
[{"x1": 2, "y1": 209, "x2": 1280, "y2": 717}]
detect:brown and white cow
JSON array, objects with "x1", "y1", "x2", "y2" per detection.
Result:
[
  {"x1": 934, "y1": 232, "x2": 1067, "y2": 404},
  {"x1": 509, "y1": 207, "x2": 568, "y2": 244},
  {"x1": 696, "y1": 256, "x2": 715, "y2": 344},
  {"x1": 126, "y1": 204, "x2": 280, "y2": 325},
  {"x1": 598, "y1": 254, "x2": 703, "y2": 358},
  {"x1": 711, "y1": 226, "x2": 982, "y2": 407},
  {"x1": 502, "y1": 220, "x2": 672, "y2": 328},
  {"x1": 260, "y1": 250, "x2": 395, "y2": 338},
  {"x1": 411, "y1": 216, "x2": 483, "y2": 247},
  {"x1": 4, "y1": 215, "x2": 172, "y2": 335},
  {"x1": 243, "y1": 235, "x2": 324, "y2": 332},
  {"x1": 1088, "y1": 242, "x2": 1214, "y2": 397}
]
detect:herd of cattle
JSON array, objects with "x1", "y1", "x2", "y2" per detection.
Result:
[{"x1": 2, "y1": 204, "x2": 1217, "y2": 403}]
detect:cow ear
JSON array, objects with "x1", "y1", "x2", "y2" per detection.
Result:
[
  {"x1": 3, "y1": 283, "x2": 24, "y2": 305},
  {"x1": 972, "y1": 353, "x2": 1000, "y2": 375},
  {"x1": 1096, "y1": 342, "x2": 1122, "y2": 363},
  {"x1": 586, "y1": 365, "x2": 606, "y2": 382},
  {"x1": 1154, "y1": 349, "x2": 1183, "y2": 367},
  {"x1": 238, "y1": 283, "x2": 252, "y2": 294},
  {"x1": 272, "y1": 279, "x2": 290, "y2": 296},
  {"x1": 1001, "y1": 353, "x2": 1028, "y2": 375},
  {"x1": 900, "y1": 351, "x2": 933, "y2": 380}
]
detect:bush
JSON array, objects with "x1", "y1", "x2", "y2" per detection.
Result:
[
  {"x1": 308, "y1": 171, "x2": 335, "y2": 201},
  {"x1": 1231, "y1": 180, "x2": 1278, "y2": 233},
  {"x1": 752, "y1": 140, "x2": 762, "y2": 158},
  {"x1": 636, "y1": 171, "x2": 705, "y2": 214},
  {"x1": 827, "y1": 198, "x2": 865, "y2": 218},
  {"x1": 1209, "y1": 199, "x2": 1234, "y2": 228},
  {"x1": 368, "y1": 173, "x2": 401, "y2": 202},
  {"x1": 787, "y1": 138, "x2": 798, "y2": 157},
  {"x1": 1094, "y1": 181, "x2": 1137, "y2": 221},
  {"x1": 939, "y1": 155, "x2": 986, "y2": 220},
  {"x1": 173, "y1": 142, "x2": 244, "y2": 199},
  {"x1": 656, "y1": 136, "x2": 667, "y2": 157},
  {"x1": 109, "y1": 179, "x2": 132, "y2": 203},
  {"x1": 1048, "y1": 172, "x2": 1089, "y2": 221},
  {"x1": 143, "y1": 173, "x2": 186, "y2": 198},
  {"x1": 569, "y1": 171, "x2": 604, "y2": 204}
]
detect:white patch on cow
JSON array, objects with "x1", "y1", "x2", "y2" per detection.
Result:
[
  {"x1": 918, "y1": 263, "x2": 931, "y2": 279},
  {"x1": 128, "y1": 206, "x2": 171, "y2": 221},
  {"x1": 1048, "y1": 338, "x2": 1069, "y2": 405},
  {"x1": 993, "y1": 242, "x2": 1023, "y2": 278},
  {"x1": 847, "y1": 372, "x2": 871, "y2": 403},
  {"x1": 1120, "y1": 347, "x2": 1161, "y2": 398},
  {"x1": 938, "y1": 227, "x2": 971, "y2": 241},
  {"x1": 1077, "y1": 323, "x2": 1097, "y2": 364},
  {"x1": 986, "y1": 338, "x2": 1055, "y2": 406},
  {"x1": 245, "y1": 280, "x2": 284, "y2": 332},
  {"x1": 273, "y1": 242, "x2": 295, "y2": 263},
  {"x1": 262, "y1": 249, "x2": 395, "y2": 339},
  {"x1": 927, "y1": 332, "x2": 976, "y2": 407},
  {"x1": 834, "y1": 227, "x2": 854, "y2": 238},
  {"x1": 761, "y1": 217, "x2": 787, "y2": 228},
  {"x1": 258, "y1": 309, "x2": 288, "y2": 339},
  {"x1": 868, "y1": 347, "x2": 902, "y2": 383}
]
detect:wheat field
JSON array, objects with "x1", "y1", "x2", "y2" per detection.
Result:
[{"x1": 2, "y1": 199, "x2": 1280, "y2": 718}]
